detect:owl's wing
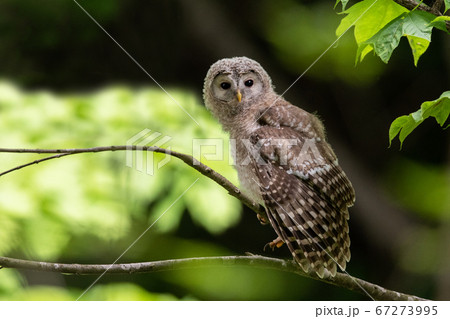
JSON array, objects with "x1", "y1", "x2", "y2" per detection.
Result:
[
  {"x1": 257, "y1": 104, "x2": 355, "y2": 209},
  {"x1": 249, "y1": 111, "x2": 354, "y2": 277}
]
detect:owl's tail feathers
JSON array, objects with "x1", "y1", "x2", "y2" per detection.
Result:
[{"x1": 267, "y1": 203, "x2": 351, "y2": 279}]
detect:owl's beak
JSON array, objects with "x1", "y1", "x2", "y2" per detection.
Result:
[{"x1": 236, "y1": 90, "x2": 242, "y2": 103}]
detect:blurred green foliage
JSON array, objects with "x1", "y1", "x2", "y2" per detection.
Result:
[
  {"x1": 261, "y1": 0, "x2": 385, "y2": 85},
  {"x1": 384, "y1": 158, "x2": 450, "y2": 221},
  {"x1": 398, "y1": 227, "x2": 442, "y2": 276},
  {"x1": 0, "y1": 81, "x2": 243, "y2": 300}
]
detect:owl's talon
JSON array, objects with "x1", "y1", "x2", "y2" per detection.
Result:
[
  {"x1": 264, "y1": 236, "x2": 284, "y2": 251},
  {"x1": 257, "y1": 213, "x2": 269, "y2": 225}
]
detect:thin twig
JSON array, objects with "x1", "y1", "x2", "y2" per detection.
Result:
[
  {"x1": 0, "y1": 255, "x2": 427, "y2": 301},
  {"x1": 0, "y1": 153, "x2": 71, "y2": 177},
  {"x1": 0, "y1": 146, "x2": 266, "y2": 220}
]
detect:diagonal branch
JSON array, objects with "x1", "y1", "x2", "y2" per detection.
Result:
[
  {"x1": 0, "y1": 146, "x2": 267, "y2": 221},
  {"x1": 0, "y1": 255, "x2": 426, "y2": 301}
]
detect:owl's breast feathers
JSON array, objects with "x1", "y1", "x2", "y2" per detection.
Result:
[{"x1": 239, "y1": 103, "x2": 355, "y2": 277}]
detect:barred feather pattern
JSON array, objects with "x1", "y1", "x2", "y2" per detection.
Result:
[
  {"x1": 246, "y1": 112, "x2": 355, "y2": 278},
  {"x1": 251, "y1": 160, "x2": 352, "y2": 277}
]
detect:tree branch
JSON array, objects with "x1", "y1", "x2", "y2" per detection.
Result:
[
  {"x1": 0, "y1": 255, "x2": 427, "y2": 301},
  {"x1": 0, "y1": 146, "x2": 267, "y2": 221},
  {"x1": 431, "y1": 0, "x2": 444, "y2": 12},
  {"x1": 393, "y1": 0, "x2": 443, "y2": 16}
]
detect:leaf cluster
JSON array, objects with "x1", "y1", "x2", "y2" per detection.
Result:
[{"x1": 336, "y1": 0, "x2": 449, "y2": 145}]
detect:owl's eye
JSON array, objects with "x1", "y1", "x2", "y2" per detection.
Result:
[
  {"x1": 220, "y1": 82, "x2": 231, "y2": 90},
  {"x1": 244, "y1": 80, "x2": 254, "y2": 87}
]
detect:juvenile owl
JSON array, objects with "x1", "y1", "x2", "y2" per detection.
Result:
[{"x1": 203, "y1": 57, "x2": 355, "y2": 278}]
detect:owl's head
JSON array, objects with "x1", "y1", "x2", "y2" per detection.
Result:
[{"x1": 203, "y1": 57, "x2": 273, "y2": 127}]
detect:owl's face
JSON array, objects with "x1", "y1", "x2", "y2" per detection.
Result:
[
  {"x1": 210, "y1": 70, "x2": 264, "y2": 106},
  {"x1": 204, "y1": 57, "x2": 273, "y2": 123}
]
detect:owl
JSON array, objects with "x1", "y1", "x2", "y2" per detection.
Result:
[{"x1": 203, "y1": 57, "x2": 355, "y2": 278}]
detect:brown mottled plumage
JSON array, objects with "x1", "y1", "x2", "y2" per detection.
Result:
[{"x1": 203, "y1": 57, "x2": 355, "y2": 278}]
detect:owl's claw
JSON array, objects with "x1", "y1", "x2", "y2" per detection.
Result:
[
  {"x1": 257, "y1": 213, "x2": 269, "y2": 225},
  {"x1": 264, "y1": 236, "x2": 284, "y2": 251}
]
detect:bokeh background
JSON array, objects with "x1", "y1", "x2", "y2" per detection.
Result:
[{"x1": 0, "y1": 0, "x2": 449, "y2": 300}]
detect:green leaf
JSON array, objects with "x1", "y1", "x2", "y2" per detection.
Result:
[
  {"x1": 421, "y1": 91, "x2": 450, "y2": 126},
  {"x1": 358, "y1": 10, "x2": 435, "y2": 65},
  {"x1": 338, "y1": 2, "x2": 439, "y2": 65},
  {"x1": 354, "y1": 44, "x2": 375, "y2": 64},
  {"x1": 402, "y1": 10, "x2": 434, "y2": 41},
  {"x1": 334, "y1": 0, "x2": 349, "y2": 11},
  {"x1": 336, "y1": 0, "x2": 408, "y2": 43},
  {"x1": 429, "y1": 16, "x2": 450, "y2": 34},
  {"x1": 402, "y1": 10, "x2": 434, "y2": 65},
  {"x1": 445, "y1": 0, "x2": 450, "y2": 13},
  {"x1": 389, "y1": 91, "x2": 450, "y2": 147},
  {"x1": 407, "y1": 35, "x2": 430, "y2": 66},
  {"x1": 388, "y1": 115, "x2": 410, "y2": 147},
  {"x1": 358, "y1": 14, "x2": 404, "y2": 64}
]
